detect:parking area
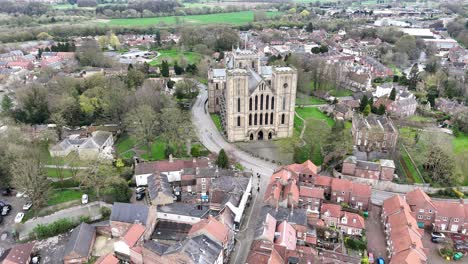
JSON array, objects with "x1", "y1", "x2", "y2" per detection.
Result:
[
  {"x1": 0, "y1": 192, "x2": 28, "y2": 254},
  {"x1": 422, "y1": 231, "x2": 467, "y2": 264},
  {"x1": 365, "y1": 204, "x2": 388, "y2": 262}
]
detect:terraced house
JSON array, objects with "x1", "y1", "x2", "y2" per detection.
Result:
[{"x1": 208, "y1": 48, "x2": 297, "y2": 142}]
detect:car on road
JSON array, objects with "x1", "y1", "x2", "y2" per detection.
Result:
[
  {"x1": 1, "y1": 205, "x2": 11, "y2": 216},
  {"x1": 81, "y1": 194, "x2": 88, "y2": 204},
  {"x1": 431, "y1": 237, "x2": 445, "y2": 243},
  {"x1": 136, "y1": 187, "x2": 146, "y2": 194},
  {"x1": 14, "y1": 212, "x2": 24, "y2": 223},
  {"x1": 376, "y1": 257, "x2": 385, "y2": 264},
  {"x1": 431, "y1": 232, "x2": 445, "y2": 239},
  {"x1": 23, "y1": 201, "x2": 33, "y2": 211},
  {"x1": 136, "y1": 192, "x2": 145, "y2": 201}
]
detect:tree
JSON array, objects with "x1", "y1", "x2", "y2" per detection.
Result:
[
  {"x1": 185, "y1": 64, "x2": 197, "y2": 75},
  {"x1": 124, "y1": 105, "x2": 159, "y2": 156},
  {"x1": 15, "y1": 85, "x2": 50, "y2": 124},
  {"x1": 37, "y1": 32, "x2": 53, "y2": 40},
  {"x1": 160, "y1": 60, "x2": 169, "y2": 77},
  {"x1": 359, "y1": 95, "x2": 369, "y2": 112},
  {"x1": 11, "y1": 149, "x2": 49, "y2": 209},
  {"x1": 126, "y1": 69, "x2": 145, "y2": 89},
  {"x1": 377, "y1": 104, "x2": 386, "y2": 115},
  {"x1": 190, "y1": 145, "x2": 200, "y2": 157},
  {"x1": 389, "y1": 88, "x2": 396, "y2": 101},
  {"x1": 319, "y1": 45, "x2": 329, "y2": 53},
  {"x1": 1, "y1": 95, "x2": 13, "y2": 115},
  {"x1": 75, "y1": 40, "x2": 113, "y2": 68},
  {"x1": 159, "y1": 107, "x2": 193, "y2": 156},
  {"x1": 311, "y1": 47, "x2": 320, "y2": 54},
  {"x1": 50, "y1": 112, "x2": 66, "y2": 141},
  {"x1": 408, "y1": 63, "x2": 419, "y2": 90},
  {"x1": 305, "y1": 22, "x2": 314, "y2": 32},
  {"x1": 173, "y1": 61, "x2": 184, "y2": 75},
  {"x1": 77, "y1": 163, "x2": 119, "y2": 198},
  {"x1": 216, "y1": 149, "x2": 229, "y2": 168},
  {"x1": 363, "y1": 104, "x2": 371, "y2": 116}
]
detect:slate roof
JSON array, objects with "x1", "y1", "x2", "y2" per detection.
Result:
[
  {"x1": 167, "y1": 234, "x2": 223, "y2": 264},
  {"x1": 3, "y1": 243, "x2": 34, "y2": 264},
  {"x1": 259, "y1": 206, "x2": 308, "y2": 227},
  {"x1": 64, "y1": 223, "x2": 95, "y2": 259},
  {"x1": 143, "y1": 240, "x2": 170, "y2": 255},
  {"x1": 158, "y1": 203, "x2": 209, "y2": 218},
  {"x1": 148, "y1": 174, "x2": 173, "y2": 202},
  {"x1": 110, "y1": 202, "x2": 149, "y2": 225}
]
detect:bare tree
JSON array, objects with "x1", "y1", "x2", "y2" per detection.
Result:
[{"x1": 124, "y1": 104, "x2": 159, "y2": 156}]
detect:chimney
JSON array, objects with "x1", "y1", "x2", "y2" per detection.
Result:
[
  {"x1": 193, "y1": 158, "x2": 196, "y2": 163},
  {"x1": 169, "y1": 154, "x2": 173, "y2": 163},
  {"x1": 196, "y1": 167, "x2": 199, "y2": 175}
]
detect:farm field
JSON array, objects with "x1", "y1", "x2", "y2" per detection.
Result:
[
  {"x1": 150, "y1": 48, "x2": 202, "y2": 65},
  {"x1": 107, "y1": 11, "x2": 282, "y2": 26}
]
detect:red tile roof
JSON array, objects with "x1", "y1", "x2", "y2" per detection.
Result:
[
  {"x1": 320, "y1": 203, "x2": 342, "y2": 218},
  {"x1": 95, "y1": 253, "x2": 119, "y2": 264},
  {"x1": 299, "y1": 186, "x2": 324, "y2": 199},
  {"x1": 340, "y1": 211, "x2": 365, "y2": 229},
  {"x1": 433, "y1": 200, "x2": 467, "y2": 219},
  {"x1": 189, "y1": 215, "x2": 229, "y2": 245},
  {"x1": 352, "y1": 182, "x2": 371, "y2": 197},
  {"x1": 275, "y1": 220, "x2": 297, "y2": 250},
  {"x1": 405, "y1": 188, "x2": 436, "y2": 211},
  {"x1": 122, "y1": 224, "x2": 145, "y2": 247},
  {"x1": 259, "y1": 213, "x2": 277, "y2": 242},
  {"x1": 331, "y1": 178, "x2": 352, "y2": 192},
  {"x1": 314, "y1": 175, "x2": 332, "y2": 187},
  {"x1": 286, "y1": 160, "x2": 318, "y2": 175},
  {"x1": 382, "y1": 195, "x2": 408, "y2": 218},
  {"x1": 3, "y1": 243, "x2": 34, "y2": 264}
]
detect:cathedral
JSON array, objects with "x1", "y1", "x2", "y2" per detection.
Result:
[{"x1": 208, "y1": 48, "x2": 297, "y2": 142}]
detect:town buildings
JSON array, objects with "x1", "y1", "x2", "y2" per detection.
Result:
[
  {"x1": 351, "y1": 113, "x2": 399, "y2": 152},
  {"x1": 208, "y1": 48, "x2": 297, "y2": 142},
  {"x1": 342, "y1": 155, "x2": 396, "y2": 181}
]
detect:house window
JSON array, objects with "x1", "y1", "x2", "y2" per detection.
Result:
[
  {"x1": 249, "y1": 98, "x2": 252, "y2": 111},
  {"x1": 341, "y1": 191, "x2": 345, "y2": 195},
  {"x1": 283, "y1": 97, "x2": 286, "y2": 110},
  {"x1": 239, "y1": 62, "x2": 242, "y2": 68},
  {"x1": 216, "y1": 98, "x2": 219, "y2": 105},
  {"x1": 254, "y1": 114, "x2": 257, "y2": 125},
  {"x1": 270, "y1": 113, "x2": 273, "y2": 124},
  {"x1": 419, "y1": 209, "x2": 424, "y2": 213},
  {"x1": 442, "y1": 217, "x2": 448, "y2": 221},
  {"x1": 255, "y1": 95, "x2": 258, "y2": 110},
  {"x1": 265, "y1": 113, "x2": 268, "y2": 124},
  {"x1": 202, "y1": 184, "x2": 206, "y2": 189},
  {"x1": 429, "y1": 209, "x2": 433, "y2": 213},
  {"x1": 271, "y1": 97, "x2": 274, "y2": 109},
  {"x1": 283, "y1": 83, "x2": 288, "y2": 89},
  {"x1": 260, "y1": 94, "x2": 264, "y2": 110},
  {"x1": 237, "y1": 98, "x2": 241, "y2": 112},
  {"x1": 266, "y1": 95, "x2": 269, "y2": 109},
  {"x1": 454, "y1": 218, "x2": 459, "y2": 222},
  {"x1": 351, "y1": 197, "x2": 355, "y2": 201},
  {"x1": 201, "y1": 178, "x2": 206, "y2": 182},
  {"x1": 281, "y1": 114, "x2": 285, "y2": 124},
  {"x1": 249, "y1": 114, "x2": 252, "y2": 126},
  {"x1": 237, "y1": 116, "x2": 241, "y2": 127},
  {"x1": 259, "y1": 114, "x2": 263, "y2": 125},
  {"x1": 426, "y1": 216, "x2": 431, "y2": 220},
  {"x1": 418, "y1": 215, "x2": 423, "y2": 220}
]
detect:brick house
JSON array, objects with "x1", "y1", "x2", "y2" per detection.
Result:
[
  {"x1": 109, "y1": 203, "x2": 157, "y2": 239},
  {"x1": 338, "y1": 211, "x2": 365, "y2": 236},
  {"x1": 351, "y1": 113, "x2": 398, "y2": 152},
  {"x1": 382, "y1": 195, "x2": 427, "y2": 264},
  {"x1": 147, "y1": 174, "x2": 174, "y2": 206},
  {"x1": 320, "y1": 203, "x2": 342, "y2": 227},
  {"x1": 298, "y1": 186, "x2": 324, "y2": 214},
  {"x1": 342, "y1": 155, "x2": 395, "y2": 181},
  {"x1": 114, "y1": 224, "x2": 146, "y2": 263},
  {"x1": 405, "y1": 189, "x2": 437, "y2": 229},
  {"x1": 330, "y1": 178, "x2": 371, "y2": 211},
  {"x1": 264, "y1": 168, "x2": 300, "y2": 208},
  {"x1": 3, "y1": 243, "x2": 35, "y2": 264},
  {"x1": 63, "y1": 223, "x2": 96, "y2": 264},
  {"x1": 283, "y1": 160, "x2": 319, "y2": 185}
]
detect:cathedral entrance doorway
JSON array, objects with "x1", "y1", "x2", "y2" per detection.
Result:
[
  {"x1": 257, "y1": 131, "x2": 264, "y2": 140},
  {"x1": 268, "y1": 132, "x2": 272, "y2": 140},
  {"x1": 249, "y1": 133, "x2": 254, "y2": 140}
]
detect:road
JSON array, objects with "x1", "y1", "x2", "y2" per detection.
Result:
[{"x1": 191, "y1": 84, "x2": 466, "y2": 263}]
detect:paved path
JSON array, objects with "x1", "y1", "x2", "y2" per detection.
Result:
[
  {"x1": 43, "y1": 165, "x2": 88, "y2": 170},
  {"x1": 18, "y1": 202, "x2": 111, "y2": 240}
]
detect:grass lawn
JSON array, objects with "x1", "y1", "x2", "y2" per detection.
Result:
[
  {"x1": 211, "y1": 114, "x2": 223, "y2": 132},
  {"x1": 453, "y1": 133, "x2": 468, "y2": 154},
  {"x1": 46, "y1": 168, "x2": 75, "y2": 179},
  {"x1": 295, "y1": 107, "x2": 335, "y2": 127},
  {"x1": 47, "y1": 189, "x2": 83, "y2": 206},
  {"x1": 107, "y1": 11, "x2": 282, "y2": 26},
  {"x1": 407, "y1": 115, "x2": 435, "y2": 123},
  {"x1": 115, "y1": 134, "x2": 135, "y2": 153},
  {"x1": 296, "y1": 94, "x2": 327, "y2": 105},
  {"x1": 150, "y1": 48, "x2": 202, "y2": 66},
  {"x1": 140, "y1": 139, "x2": 167, "y2": 161},
  {"x1": 328, "y1": 89, "x2": 354, "y2": 97},
  {"x1": 400, "y1": 151, "x2": 423, "y2": 184}
]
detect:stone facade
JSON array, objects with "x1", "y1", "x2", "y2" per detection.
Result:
[
  {"x1": 351, "y1": 113, "x2": 398, "y2": 152},
  {"x1": 208, "y1": 49, "x2": 297, "y2": 142}
]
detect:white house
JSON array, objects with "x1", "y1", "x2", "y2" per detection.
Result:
[{"x1": 50, "y1": 131, "x2": 113, "y2": 160}]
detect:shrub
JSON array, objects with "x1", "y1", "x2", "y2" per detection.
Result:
[
  {"x1": 345, "y1": 237, "x2": 367, "y2": 251},
  {"x1": 50, "y1": 179, "x2": 80, "y2": 189},
  {"x1": 190, "y1": 145, "x2": 201, "y2": 157},
  {"x1": 452, "y1": 188, "x2": 464, "y2": 198},
  {"x1": 100, "y1": 207, "x2": 111, "y2": 219},
  {"x1": 32, "y1": 218, "x2": 78, "y2": 239}
]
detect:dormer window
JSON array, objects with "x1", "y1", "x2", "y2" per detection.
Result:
[
  {"x1": 341, "y1": 217, "x2": 347, "y2": 224},
  {"x1": 419, "y1": 209, "x2": 424, "y2": 213},
  {"x1": 454, "y1": 218, "x2": 459, "y2": 222}
]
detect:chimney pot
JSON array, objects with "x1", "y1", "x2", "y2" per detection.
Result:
[{"x1": 169, "y1": 154, "x2": 173, "y2": 163}]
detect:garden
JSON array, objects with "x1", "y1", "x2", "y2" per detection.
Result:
[{"x1": 149, "y1": 48, "x2": 202, "y2": 66}]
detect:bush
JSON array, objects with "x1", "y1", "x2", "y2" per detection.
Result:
[
  {"x1": 452, "y1": 188, "x2": 464, "y2": 198},
  {"x1": 32, "y1": 218, "x2": 80, "y2": 239},
  {"x1": 345, "y1": 237, "x2": 367, "y2": 251},
  {"x1": 102, "y1": 182, "x2": 132, "y2": 203},
  {"x1": 100, "y1": 207, "x2": 111, "y2": 219},
  {"x1": 50, "y1": 179, "x2": 80, "y2": 189},
  {"x1": 190, "y1": 145, "x2": 201, "y2": 157}
]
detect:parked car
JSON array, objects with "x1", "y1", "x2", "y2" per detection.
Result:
[
  {"x1": 431, "y1": 237, "x2": 445, "y2": 243},
  {"x1": 376, "y1": 257, "x2": 385, "y2": 264},
  {"x1": 1, "y1": 205, "x2": 11, "y2": 216},
  {"x1": 136, "y1": 192, "x2": 145, "y2": 201},
  {"x1": 368, "y1": 253, "x2": 374, "y2": 264},
  {"x1": 23, "y1": 201, "x2": 33, "y2": 211},
  {"x1": 31, "y1": 254, "x2": 41, "y2": 264},
  {"x1": 14, "y1": 212, "x2": 24, "y2": 223},
  {"x1": 16, "y1": 191, "x2": 27, "y2": 198},
  {"x1": 135, "y1": 187, "x2": 146, "y2": 194},
  {"x1": 431, "y1": 232, "x2": 446, "y2": 239},
  {"x1": 81, "y1": 194, "x2": 88, "y2": 205},
  {"x1": 455, "y1": 243, "x2": 468, "y2": 252}
]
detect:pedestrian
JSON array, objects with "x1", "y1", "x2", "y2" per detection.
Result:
[{"x1": 257, "y1": 186, "x2": 260, "y2": 192}]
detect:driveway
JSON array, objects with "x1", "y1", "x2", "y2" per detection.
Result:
[
  {"x1": 365, "y1": 204, "x2": 388, "y2": 262},
  {"x1": 421, "y1": 231, "x2": 454, "y2": 264}
]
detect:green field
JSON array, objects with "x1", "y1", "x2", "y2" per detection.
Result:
[
  {"x1": 295, "y1": 107, "x2": 335, "y2": 127},
  {"x1": 140, "y1": 139, "x2": 167, "y2": 161},
  {"x1": 453, "y1": 133, "x2": 468, "y2": 154},
  {"x1": 296, "y1": 94, "x2": 327, "y2": 105},
  {"x1": 107, "y1": 11, "x2": 282, "y2": 26},
  {"x1": 150, "y1": 48, "x2": 202, "y2": 66},
  {"x1": 47, "y1": 189, "x2": 84, "y2": 206},
  {"x1": 46, "y1": 168, "x2": 74, "y2": 179}
]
